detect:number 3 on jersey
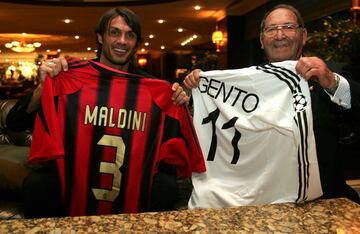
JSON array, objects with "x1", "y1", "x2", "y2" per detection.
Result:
[{"x1": 92, "y1": 135, "x2": 125, "y2": 202}]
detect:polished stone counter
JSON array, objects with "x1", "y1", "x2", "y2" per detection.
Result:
[{"x1": 1, "y1": 198, "x2": 359, "y2": 233}]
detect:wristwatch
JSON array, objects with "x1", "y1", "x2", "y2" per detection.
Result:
[{"x1": 325, "y1": 73, "x2": 340, "y2": 95}]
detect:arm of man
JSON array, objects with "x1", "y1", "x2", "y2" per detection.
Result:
[
  {"x1": 27, "y1": 57, "x2": 68, "y2": 113},
  {"x1": 5, "y1": 57, "x2": 68, "y2": 132},
  {"x1": 171, "y1": 69, "x2": 203, "y2": 106},
  {"x1": 295, "y1": 57, "x2": 353, "y2": 109}
]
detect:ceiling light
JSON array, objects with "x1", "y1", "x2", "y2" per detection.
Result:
[
  {"x1": 161, "y1": 45, "x2": 165, "y2": 50},
  {"x1": 57, "y1": 49, "x2": 61, "y2": 52},
  {"x1": 157, "y1": 19, "x2": 165, "y2": 24},
  {"x1": 177, "y1": 28, "x2": 184, "y2": 32},
  {"x1": 141, "y1": 48, "x2": 145, "y2": 52},
  {"x1": 87, "y1": 47, "x2": 91, "y2": 51},
  {"x1": 149, "y1": 34, "x2": 154, "y2": 39},
  {"x1": 64, "y1": 19, "x2": 71, "y2": 24},
  {"x1": 5, "y1": 40, "x2": 41, "y2": 53},
  {"x1": 194, "y1": 5, "x2": 201, "y2": 10},
  {"x1": 144, "y1": 42, "x2": 149, "y2": 46},
  {"x1": 74, "y1": 35, "x2": 80, "y2": 39},
  {"x1": 46, "y1": 49, "x2": 50, "y2": 53},
  {"x1": 181, "y1": 34, "x2": 199, "y2": 46}
]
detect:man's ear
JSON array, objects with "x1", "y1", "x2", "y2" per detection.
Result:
[
  {"x1": 302, "y1": 28, "x2": 308, "y2": 46},
  {"x1": 260, "y1": 35, "x2": 264, "y2": 49},
  {"x1": 97, "y1": 34, "x2": 103, "y2": 44}
]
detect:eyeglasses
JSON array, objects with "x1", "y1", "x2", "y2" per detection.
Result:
[
  {"x1": 108, "y1": 27, "x2": 137, "y2": 41},
  {"x1": 262, "y1": 23, "x2": 301, "y2": 37}
]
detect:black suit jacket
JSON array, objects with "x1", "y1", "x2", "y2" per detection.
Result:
[{"x1": 311, "y1": 62, "x2": 360, "y2": 203}]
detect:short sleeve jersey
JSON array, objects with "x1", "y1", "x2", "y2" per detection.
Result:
[
  {"x1": 29, "y1": 58, "x2": 205, "y2": 216},
  {"x1": 189, "y1": 60, "x2": 322, "y2": 209}
]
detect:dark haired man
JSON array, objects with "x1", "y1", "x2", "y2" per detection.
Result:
[
  {"x1": 184, "y1": 4, "x2": 360, "y2": 206},
  {"x1": 6, "y1": 8, "x2": 191, "y2": 218}
]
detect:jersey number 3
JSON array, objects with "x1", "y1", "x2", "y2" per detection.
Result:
[{"x1": 92, "y1": 135, "x2": 125, "y2": 202}]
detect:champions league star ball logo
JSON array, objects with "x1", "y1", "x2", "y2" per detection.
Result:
[{"x1": 293, "y1": 93, "x2": 307, "y2": 112}]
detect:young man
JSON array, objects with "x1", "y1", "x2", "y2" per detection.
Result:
[
  {"x1": 6, "y1": 8, "x2": 195, "y2": 218},
  {"x1": 183, "y1": 4, "x2": 360, "y2": 205}
]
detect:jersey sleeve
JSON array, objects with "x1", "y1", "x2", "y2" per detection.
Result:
[
  {"x1": 159, "y1": 105, "x2": 206, "y2": 178},
  {"x1": 28, "y1": 75, "x2": 65, "y2": 164},
  {"x1": 144, "y1": 79, "x2": 206, "y2": 177}
]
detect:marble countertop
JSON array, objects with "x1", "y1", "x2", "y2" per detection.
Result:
[{"x1": 1, "y1": 198, "x2": 359, "y2": 233}]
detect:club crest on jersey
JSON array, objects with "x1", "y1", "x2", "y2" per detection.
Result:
[{"x1": 293, "y1": 93, "x2": 307, "y2": 112}]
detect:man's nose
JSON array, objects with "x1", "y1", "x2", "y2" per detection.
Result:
[
  {"x1": 115, "y1": 34, "x2": 127, "y2": 43},
  {"x1": 274, "y1": 28, "x2": 286, "y2": 39}
]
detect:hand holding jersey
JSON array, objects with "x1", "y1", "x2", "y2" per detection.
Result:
[{"x1": 188, "y1": 60, "x2": 322, "y2": 208}]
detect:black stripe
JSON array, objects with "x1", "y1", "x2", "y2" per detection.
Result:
[
  {"x1": 64, "y1": 91, "x2": 80, "y2": 214},
  {"x1": 268, "y1": 63, "x2": 301, "y2": 87},
  {"x1": 184, "y1": 106, "x2": 202, "y2": 154},
  {"x1": 301, "y1": 111, "x2": 310, "y2": 200},
  {"x1": 296, "y1": 149, "x2": 302, "y2": 202},
  {"x1": 86, "y1": 70, "x2": 112, "y2": 214},
  {"x1": 258, "y1": 64, "x2": 302, "y2": 93},
  {"x1": 139, "y1": 103, "x2": 161, "y2": 211},
  {"x1": 296, "y1": 111, "x2": 306, "y2": 202},
  {"x1": 112, "y1": 77, "x2": 139, "y2": 213},
  {"x1": 257, "y1": 65, "x2": 296, "y2": 93},
  {"x1": 89, "y1": 61, "x2": 143, "y2": 79},
  {"x1": 67, "y1": 58, "x2": 88, "y2": 68}
]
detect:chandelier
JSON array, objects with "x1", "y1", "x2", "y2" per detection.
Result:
[
  {"x1": 212, "y1": 26, "x2": 224, "y2": 52},
  {"x1": 5, "y1": 40, "x2": 41, "y2": 53}
]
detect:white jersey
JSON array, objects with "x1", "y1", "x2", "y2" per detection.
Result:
[{"x1": 189, "y1": 60, "x2": 322, "y2": 209}]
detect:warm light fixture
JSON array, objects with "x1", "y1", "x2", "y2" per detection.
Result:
[
  {"x1": 138, "y1": 57, "x2": 147, "y2": 67},
  {"x1": 5, "y1": 40, "x2": 41, "y2": 53},
  {"x1": 352, "y1": 0, "x2": 360, "y2": 10},
  {"x1": 212, "y1": 26, "x2": 224, "y2": 52},
  {"x1": 194, "y1": 5, "x2": 201, "y2": 10},
  {"x1": 352, "y1": 0, "x2": 360, "y2": 24}
]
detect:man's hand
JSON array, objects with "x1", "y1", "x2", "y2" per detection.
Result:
[
  {"x1": 39, "y1": 57, "x2": 68, "y2": 86},
  {"x1": 27, "y1": 57, "x2": 69, "y2": 113},
  {"x1": 183, "y1": 69, "x2": 202, "y2": 90},
  {"x1": 295, "y1": 57, "x2": 338, "y2": 91},
  {"x1": 171, "y1": 82, "x2": 190, "y2": 106}
]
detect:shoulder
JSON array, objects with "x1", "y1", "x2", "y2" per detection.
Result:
[{"x1": 128, "y1": 64, "x2": 156, "y2": 78}]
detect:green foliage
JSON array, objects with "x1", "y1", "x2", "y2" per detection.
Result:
[{"x1": 306, "y1": 17, "x2": 360, "y2": 62}]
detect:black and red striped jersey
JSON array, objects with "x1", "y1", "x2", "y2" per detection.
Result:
[{"x1": 29, "y1": 58, "x2": 205, "y2": 216}]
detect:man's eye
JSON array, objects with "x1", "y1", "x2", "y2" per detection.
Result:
[
  {"x1": 285, "y1": 25, "x2": 295, "y2": 29},
  {"x1": 110, "y1": 30, "x2": 120, "y2": 36},
  {"x1": 126, "y1": 32, "x2": 136, "y2": 39}
]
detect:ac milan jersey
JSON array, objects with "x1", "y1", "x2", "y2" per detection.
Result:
[
  {"x1": 29, "y1": 58, "x2": 205, "y2": 216},
  {"x1": 189, "y1": 60, "x2": 322, "y2": 209}
]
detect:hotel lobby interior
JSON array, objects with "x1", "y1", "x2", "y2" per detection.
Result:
[{"x1": 0, "y1": 0, "x2": 359, "y2": 232}]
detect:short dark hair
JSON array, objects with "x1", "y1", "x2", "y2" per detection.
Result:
[
  {"x1": 260, "y1": 4, "x2": 305, "y2": 34},
  {"x1": 95, "y1": 8, "x2": 142, "y2": 58}
]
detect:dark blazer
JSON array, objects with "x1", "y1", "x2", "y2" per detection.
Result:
[{"x1": 311, "y1": 62, "x2": 360, "y2": 203}]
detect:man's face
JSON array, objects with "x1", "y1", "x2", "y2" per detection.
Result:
[
  {"x1": 260, "y1": 8, "x2": 307, "y2": 62},
  {"x1": 98, "y1": 15, "x2": 138, "y2": 69}
]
